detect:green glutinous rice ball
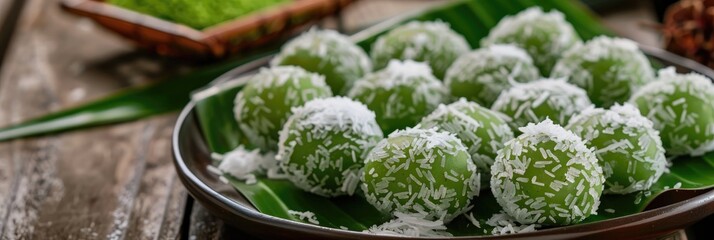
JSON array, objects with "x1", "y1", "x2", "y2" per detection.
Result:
[
  {"x1": 234, "y1": 66, "x2": 333, "y2": 151},
  {"x1": 491, "y1": 78, "x2": 591, "y2": 131},
  {"x1": 361, "y1": 128, "x2": 479, "y2": 222},
  {"x1": 277, "y1": 97, "x2": 383, "y2": 197},
  {"x1": 551, "y1": 36, "x2": 655, "y2": 108},
  {"x1": 445, "y1": 44, "x2": 540, "y2": 107},
  {"x1": 630, "y1": 68, "x2": 714, "y2": 156},
  {"x1": 491, "y1": 119, "x2": 605, "y2": 226},
  {"x1": 481, "y1": 7, "x2": 581, "y2": 76},
  {"x1": 419, "y1": 99, "x2": 514, "y2": 188},
  {"x1": 271, "y1": 29, "x2": 372, "y2": 95},
  {"x1": 566, "y1": 104, "x2": 667, "y2": 194},
  {"x1": 370, "y1": 21, "x2": 470, "y2": 79},
  {"x1": 348, "y1": 60, "x2": 447, "y2": 134}
]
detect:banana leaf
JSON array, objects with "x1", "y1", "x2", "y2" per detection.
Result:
[
  {"x1": 0, "y1": 52, "x2": 274, "y2": 142},
  {"x1": 192, "y1": 0, "x2": 714, "y2": 236}
]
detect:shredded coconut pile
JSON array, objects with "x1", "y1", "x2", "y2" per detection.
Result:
[
  {"x1": 276, "y1": 97, "x2": 383, "y2": 197},
  {"x1": 363, "y1": 212, "x2": 452, "y2": 237},
  {"x1": 288, "y1": 210, "x2": 320, "y2": 225},
  {"x1": 486, "y1": 212, "x2": 539, "y2": 235},
  {"x1": 210, "y1": 146, "x2": 283, "y2": 185},
  {"x1": 271, "y1": 28, "x2": 372, "y2": 94},
  {"x1": 491, "y1": 78, "x2": 591, "y2": 129},
  {"x1": 630, "y1": 67, "x2": 714, "y2": 156}
]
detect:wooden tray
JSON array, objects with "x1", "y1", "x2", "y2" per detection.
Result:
[{"x1": 60, "y1": 0, "x2": 357, "y2": 59}]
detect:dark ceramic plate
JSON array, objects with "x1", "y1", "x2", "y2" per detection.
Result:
[{"x1": 172, "y1": 43, "x2": 714, "y2": 239}]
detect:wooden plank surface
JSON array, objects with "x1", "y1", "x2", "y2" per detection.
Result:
[
  {"x1": 0, "y1": 0, "x2": 191, "y2": 239},
  {"x1": 0, "y1": 0, "x2": 667, "y2": 239}
]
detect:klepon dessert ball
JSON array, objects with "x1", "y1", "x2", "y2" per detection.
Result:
[
  {"x1": 481, "y1": 7, "x2": 581, "y2": 76},
  {"x1": 445, "y1": 44, "x2": 540, "y2": 107},
  {"x1": 370, "y1": 21, "x2": 470, "y2": 79},
  {"x1": 566, "y1": 104, "x2": 667, "y2": 194},
  {"x1": 630, "y1": 68, "x2": 714, "y2": 156},
  {"x1": 361, "y1": 128, "x2": 479, "y2": 222},
  {"x1": 277, "y1": 97, "x2": 383, "y2": 197},
  {"x1": 234, "y1": 66, "x2": 333, "y2": 151},
  {"x1": 419, "y1": 99, "x2": 514, "y2": 188},
  {"x1": 272, "y1": 29, "x2": 372, "y2": 95},
  {"x1": 491, "y1": 119, "x2": 604, "y2": 226},
  {"x1": 348, "y1": 60, "x2": 447, "y2": 134}
]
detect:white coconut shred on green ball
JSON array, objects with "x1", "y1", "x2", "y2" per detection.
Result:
[
  {"x1": 552, "y1": 36, "x2": 655, "y2": 107},
  {"x1": 361, "y1": 127, "x2": 479, "y2": 222},
  {"x1": 419, "y1": 99, "x2": 514, "y2": 188},
  {"x1": 271, "y1": 28, "x2": 372, "y2": 95},
  {"x1": 348, "y1": 60, "x2": 447, "y2": 134},
  {"x1": 630, "y1": 67, "x2": 714, "y2": 156},
  {"x1": 445, "y1": 44, "x2": 540, "y2": 107},
  {"x1": 277, "y1": 97, "x2": 383, "y2": 197},
  {"x1": 566, "y1": 104, "x2": 667, "y2": 194},
  {"x1": 370, "y1": 20, "x2": 470, "y2": 79},
  {"x1": 481, "y1": 7, "x2": 581, "y2": 76},
  {"x1": 491, "y1": 119, "x2": 605, "y2": 226},
  {"x1": 491, "y1": 78, "x2": 592, "y2": 130},
  {"x1": 234, "y1": 66, "x2": 333, "y2": 151}
]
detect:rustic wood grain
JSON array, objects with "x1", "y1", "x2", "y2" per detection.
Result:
[{"x1": 0, "y1": 0, "x2": 191, "y2": 239}]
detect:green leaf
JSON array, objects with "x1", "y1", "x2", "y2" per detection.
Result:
[
  {"x1": 226, "y1": 176, "x2": 390, "y2": 230},
  {"x1": 0, "y1": 52, "x2": 272, "y2": 142},
  {"x1": 193, "y1": 0, "x2": 714, "y2": 237}
]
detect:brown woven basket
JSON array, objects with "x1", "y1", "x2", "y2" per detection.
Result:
[{"x1": 60, "y1": 0, "x2": 357, "y2": 59}]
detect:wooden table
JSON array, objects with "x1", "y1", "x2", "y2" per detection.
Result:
[{"x1": 0, "y1": 0, "x2": 689, "y2": 239}]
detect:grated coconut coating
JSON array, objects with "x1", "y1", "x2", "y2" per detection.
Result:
[
  {"x1": 271, "y1": 28, "x2": 372, "y2": 95},
  {"x1": 481, "y1": 7, "x2": 581, "y2": 76},
  {"x1": 445, "y1": 44, "x2": 540, "y2": 107},
  {"x1": 491, "y1": 78, "x2": 591, "y2": 131},
  {"x1": 630, "y1": 67, "x2": 714, "y2": 156},
  {"x1": 233, "y1": 66, "x2": 333, "y2": 151},
  {"x1": 277, "y1": 97, "x2": 383, "y2": 197},
  {"x1": 552, "y1": 36, "x2": 655, "y2": 107},
  {"x1": 491, "y1": 119, "x2": 605, "y2": 226},
  {"x1": 420, "y1": 99, "x2": 515, "y2": 189},
  {"x1": 370, "y1": 21, "x2": 470, "y2": 79},
  {"x1": 566, "y1": 104, "x2": 667, "y2": 194},
  {"x1": 361, "y1": 128, "x2": 479, "y2": 222},
  {"x1": 348, "y1": 60, "x2": 447, "y2": 134}
]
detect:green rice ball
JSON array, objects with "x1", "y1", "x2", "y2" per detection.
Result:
[
  {"x1": 361, "y1": 128, "x2": 479, "y2": 222},
  {"x1": 552, "y1": 36, "x2": 655, "y2": 107},
  {"x1": 491, "y1": 78, "x2": 592, "y2": 131},
  {"x1": 272, "y1": 29, "x2": 372, "y2": 95},
  {"x1": 445, "y1": 44, "x2": 540, "y2": 107},
  {"x1": 234, "y1": 66, "x2": 333, "y2": 151},
  {"x1": 419, "y1": 99, "x2": 514, "y2": 188},
  {"x1": 370, "y1": 21, "x2": 470, "y2": 79},
  {"x1": 566, "y1": 104, "x2": 667, "y2": 194},
  {"x1": 491, "y1": 119, "x2": 605, "y2": 226},
  {"x1": 630, "y1": 68, "x2": 714, "y2": 156},
  {"x1": 348, "y1": 60, "x2": 447, "y2": 134},
  {"x1": 481, "y1": 7, "x2": 581, "y2": 76},
  {"x1": 277, "y1": 97, "x2": 383, "y2": 197}
]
